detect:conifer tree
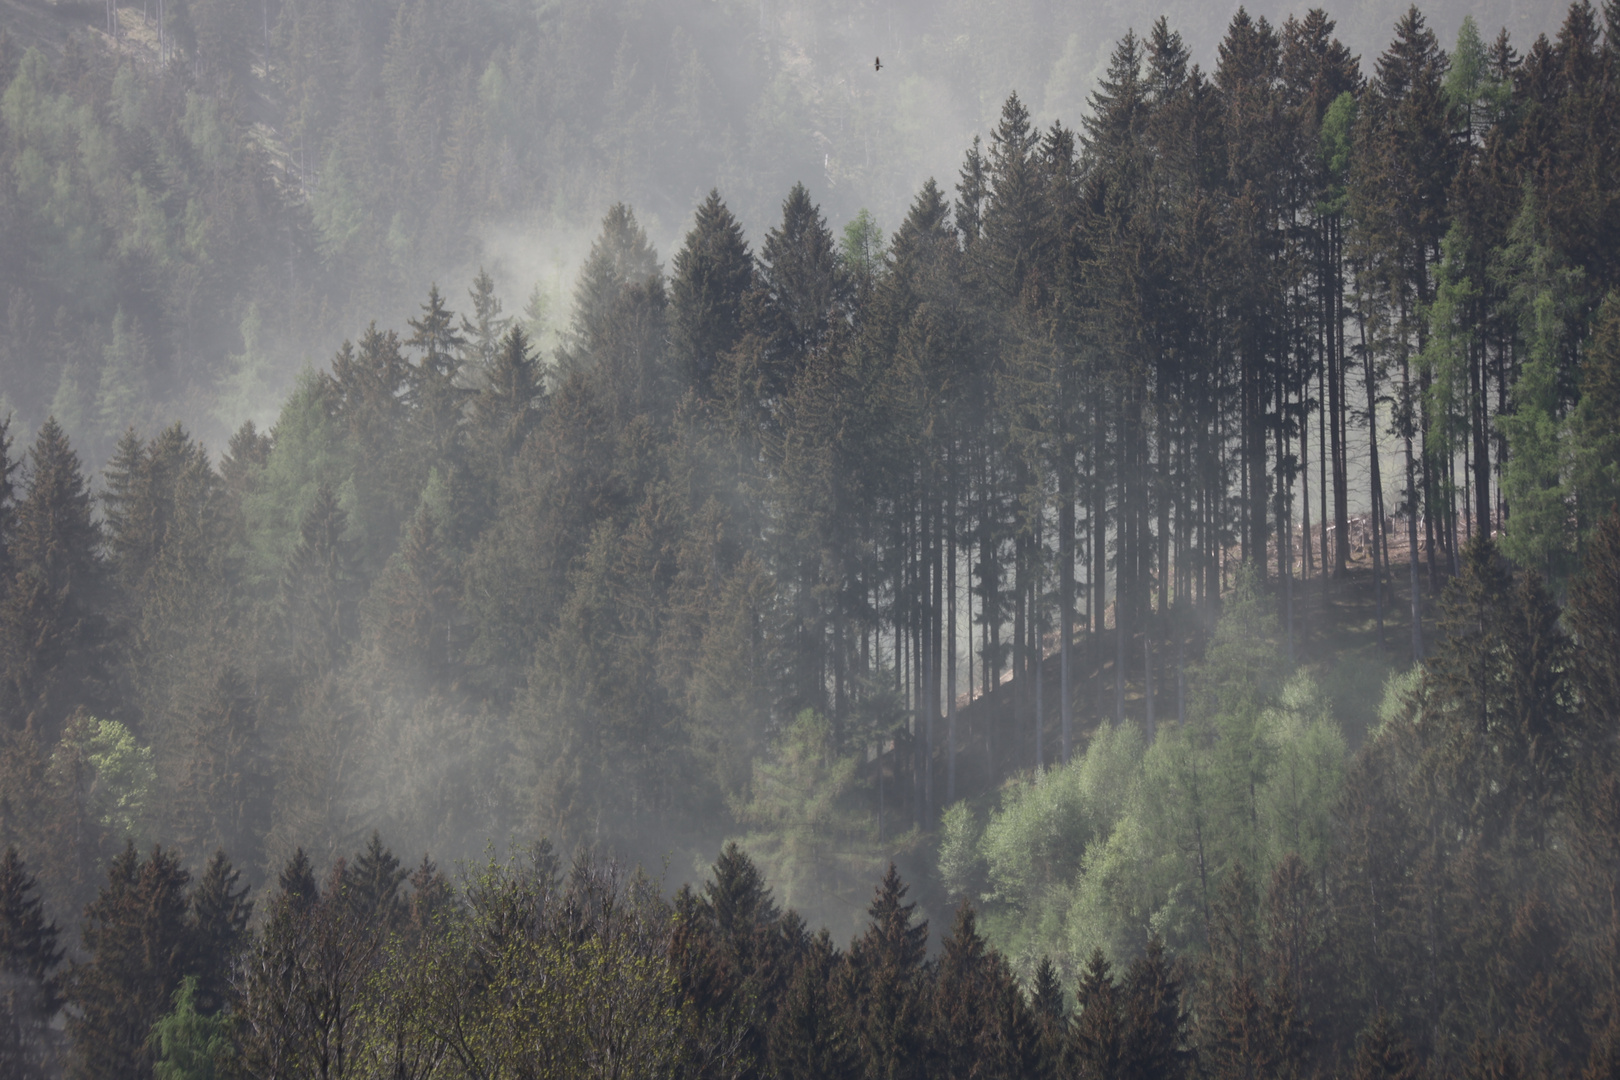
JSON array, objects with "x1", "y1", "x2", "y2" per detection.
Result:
[
  {"x1": 0, "y1": 419, "x2": 108, "y2": 739},
  {"x1": 847, "y1": 864, "x2": 930, "y2": 1080},
  {"x1": 1072, "y1": 949, "x2": 1124, "y2": 1080},
  {"x1": 1032, "y1": 955, "x2": 1068, "y2": 1077},
  {"x1": 0, "y1": 845, "x2": 60, "y2": 1080},
  {"x1": 671, "y1": 190, "x2": 754, "y2": 396},
  {"x1": 468, "y1": 325, "x2": 544, "y2": 473},
  {"x1": 187, "y1": 850, "x2": 250, "y2": 1015},
  {"x1": 1573, "y1": 295, "x2": 1620, "y2": 534},
  {"x1": 742, "y1": 183, "x2": 849, "y2": 410},
  {"x1": 363, "y1": 506, "x2": 458, "y2": 683},
  {"x1": 407, "y1": 283, "x2": 471, "y2": 462},
  {"x1": 459, "y1": 267, "x2": 513, "y2": 380},
  {"x1": 564, "y1": 203, "x2": 662, "y2": 373},
  {"x1": 1569, "y1": 512, "x2": 1620, "y2": 737},
  {"x1": 1348, "y1": 1013, "x2": 1423, "y2": 1080},
  {"x1": 1121, "y1": 938, "x2": 1187, "y2": 1080},
  {"x1": 346, "y1": 831, "x2": 406, "y2": 927},
  {"x1": 0, "y1": 418, "x2": 16, "y2": 588},
  {"x1": 170, "y1": 667, "x2": 268, "y2": 871},
  {"x1": 66, "y1": 843, "x2": 193, "y2": 1080},
  {"x1": 769, "y1": 928, "x2": 859, "y2": 1080},
  {"x1": 276, "y1": 483, "x2": 359, "y2": 682}
]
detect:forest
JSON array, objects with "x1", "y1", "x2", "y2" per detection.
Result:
[{"x1": 3, "y1": 0, "x2": 1620, "y2": 1076}]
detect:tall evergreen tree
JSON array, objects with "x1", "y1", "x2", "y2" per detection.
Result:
[
  {"x1": 0, "y1": 846, "x2": 60, "y2": 1080},
  {"x1": 0, "y1": 419, "x2": 108, "y2": 739},
  {"x1": 847, "y1": 864, "x2": 930, "y2": 1080},
  {"x1": 66, "y1": 843, "x2": 193, "y2": 1080},
  {"x1": 671, "y1": 190, "x2": 755, "y2": 397}
]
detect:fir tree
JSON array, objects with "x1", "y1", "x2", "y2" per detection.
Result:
[
  {"x1": 670, "y1": 190, "x2": 754, "y2": 396},
  {"x1": 468, "y1": 325, "x2": 544, "y2": 473},
  {"x1": 564, "y1": 203, "x2": 661, "y2": 374},
  {"x1": 0, "y1": 419, "x2": 108, "y2": 739},
  {"x1": 0, "y1": 845, "x2": 61, "y2": 1080},
  {"x1": 187, "y1": 850, "x2": 251, "y2": 1015},
  {"x1": 66, "y1": 843, "x2": 193, "y2": 1080},
  {"x1": 345, "y1": 831, "x2": 406, "y2": 927},
  {"x1": 847, "y1": 864, "x2": 930, "y2": 1080},
  {"x1": 769, "y1": 928, "x2": 859, "y2": 1080}
]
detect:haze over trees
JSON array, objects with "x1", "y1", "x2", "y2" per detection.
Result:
[{"x1": 1, "y1": 0, "x2": 1620, "y2": 1077}]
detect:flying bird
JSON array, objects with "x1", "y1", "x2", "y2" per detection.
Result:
[{"x1": 874, "y1": 56, "x2": 882, "y2": 72}]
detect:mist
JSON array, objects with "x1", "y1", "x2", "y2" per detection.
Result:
[{"x1": 3, "y1": 0, "x2": 1620, "y2": 1075}]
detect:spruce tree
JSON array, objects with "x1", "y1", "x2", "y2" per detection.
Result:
[
  {"x1": 564, "y1": 203, "x2": 661, "y2": 373},
  {"x1": 276, "y1": 483, "x2": 359, "y2": 682},
  {"x1": 748, "y1": 183, "x2": 849, "y2": 401},
  {"x1": 0, "y1": 417, "x2": 16, "y2": 587},
  {"x1": 468, "y1": 325, "x2": 544, "y2": 473},
  {"x1": 1121, "y1": 938, "x2": 1186, "y2": 1080},
  {"x1": 1573, "y1": 295, "x2": 1620, "y2": 534},
  {"x1": 1348, "y1": 1013, "x2": 1423, "y2": 1080},
  {"x1": 670, "y1": 190, "x2": 754, "y2": 396},
  {"x1": 0, "y1": 845, "x2": 61, "y2": 1080},
  {"x1": 187, "y1": 850, "x2": 251, "y2": 1015},
  {"x1": 1071, "y1": 949, "x2": 1124, "y2": 1080},
  {"x1": 407, "y1": 283, "x2": 471, "y2": 461},
  {"x1": 345, "y1": 831, "x2": 406, "y2": 927},
  {"x1": 66, "y1": 843, "x2": 193, "y2": 1080},
  {"x1": 0, "y1": 419, "x2": 108, "y2": 739},
  {"x1": 1569, "y1": 511, "x2": 1620, "y2": 737},
  {"x1": 848, "y1": 864, "x2": 930, "y2": 1080},
  {"x1": 769, "y1": 928, "x2": 859, "y2": 1080},
  {"x1": 459, "y1": 266, "x2": 513, "y2": 379},
  {"x1": 1032, "y1": 955, "x2": 1068, "y2": 1077}
]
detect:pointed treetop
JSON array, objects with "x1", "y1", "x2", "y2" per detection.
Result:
[
  {"x1": 861, "y1": 863, "x2": 928, "y2": 970},
  {"x1": 277, "y1": 848, "x2": 318, "y2": 911},
  {"x1": 704, "y1": 841, "x2": 779, "y2": 935},
  {"x1": 0, "y1": 845, "x2": 62, "y2": 987}
]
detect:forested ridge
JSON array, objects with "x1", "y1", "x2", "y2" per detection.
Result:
[{"x1": 3, "y1": 0, "x2": 1620, "y2": 1077}]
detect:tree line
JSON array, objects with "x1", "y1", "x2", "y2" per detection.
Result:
[
  {"x1": 7, "y1": 507, "x2": 1620, "y2": 1080},
  {"x1": 0, "y1": 1, "x2": 1618, "y2": 1074}
]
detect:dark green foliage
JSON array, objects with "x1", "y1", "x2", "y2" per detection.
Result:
[
  {"x1": 1, "y1": 8, "x2": 1620, "y2": 1077},
  {"x1": 0, "y1": 846, "x2": 60, "y2": 1079},
  {"x1": 186, "y1": 851, "x2": 250, "y2": 1014},
  {"x1": 931, "y1": 904, "x2": 1042, "y2": 1080},
  {"x1": 0, "y1": 420, "x2": 108, "y2": 740},
  {"x1": 467, "y1": 325, "x2": 544, "y2": 475},
  {"x1": 66, "y1": 843, "x2": 194, "y2": 1080},
  {"x1": 846, "y1": 864, "x2": 930, "y2": 1080},
  {"x1": 671, "y1": 190, "x2": 755, "y2": 396},
  {"x1": 769, "y1": 927, "x2": 859, "y2": 1080}
]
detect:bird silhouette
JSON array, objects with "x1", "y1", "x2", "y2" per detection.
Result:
[{"x1": 874, "y1": 56, "x2": 882, "y2": 72}]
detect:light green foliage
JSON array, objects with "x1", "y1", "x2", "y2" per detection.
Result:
[
  {"x1": 360, "y1": 854, "x2": 687, "y2": 1078},
  {"x1": 239, "y1": 371, "x2": 352, "y2": 584},
  {"x1": 1494, "y1": 187, "x2": 1588, "y2": 577},
  {"x1": 946, "y1": 583, "x2": 1349, "y2": 976},
  {"x1": 150, "y1": 977, "x2": 232, "y2": 1080},
  {"x1": 840, "y1": 209, "x2": 886, "y2": 284},
  {"x1": 1318, "y1": 91, "x2": 1356, "y2": 215},
  {"x1": 50, "y1": 716, "x2": 156, "y2": 841},
  {"x1": 937, "y1": 800, "x2": 983, "y2": 905},
  {"x1": 1375, "y1": 666, "x2": 1423, "y2": 737},
  {"x1": 733, "y1": 709, "x2": 868, "y2": 917},
  {"x1": 1255, "y1": 675, "x2": 1347, "y2": 872},
  {"x1": 1421, "y1": 222, "x2": 1482, "y2": 470}
]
